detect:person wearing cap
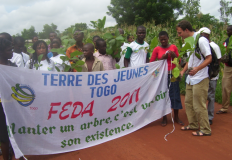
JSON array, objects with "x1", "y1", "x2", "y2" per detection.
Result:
[
  {"x1": 177, "y1": 20, "x2": 212, "y2": 136},
  {"x1": 217, "y1": 25, "x2": 232, "y2": 114},
  {"x1": 198, "y1": 27, "x2": 221, "y2": 125}
]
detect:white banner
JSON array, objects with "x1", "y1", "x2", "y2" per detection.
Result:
[{"x1": 0, "y1": 60, "x2": 171, "y2": 158}]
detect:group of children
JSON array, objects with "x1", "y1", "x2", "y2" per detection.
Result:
[{"x1": 0, "y1": 20, "x2": 229, "y2": 159}]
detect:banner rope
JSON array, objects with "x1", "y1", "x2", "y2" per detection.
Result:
[{"x1": 164, "y1": 57, "x2": 175, "y2": 141}]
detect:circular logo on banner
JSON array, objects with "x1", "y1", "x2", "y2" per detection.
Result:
[
  {"x1": 11, "y1": 84, "x2": 35, "y2": 107},
  {"x1": 152, "y1": 68, "x2": 160, "y2": 78}
]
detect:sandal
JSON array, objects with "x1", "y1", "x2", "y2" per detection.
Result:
[
  {"x1": 181, "y1": 126, "x2": 197, "y2": 131},
  {"x1": 216, "y1": 110, "x2": 227, "y2": 114},
  {"x1": 192, "y1": 130, "x2": 211, "y2": 136}
]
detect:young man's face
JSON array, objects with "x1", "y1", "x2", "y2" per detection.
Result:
[
  {"x1": 176, "y1": 27, "x2": 189, "y2": 40},
  {"x1": 52, "y1": 39, "x2": 61, "y2": 46},
  {"x1": 227, "y1": 27, "x2": 232, "y2": 37},
  {"x1": 73, "y1": 31, "x2": 84, "y2": 42},
  {"x1": 136, "y1": 28, "x2": 146, "y2": 41},
  {"x1": 14, "y1": 41, "x2": 24, "y2": 53},
  {"x1": 52, "y1": 43, "x2": 59, "y2": 49},
  {"x1": 1, "y1": 46, "x2": 13, "y2": 59},
  {"x1": 98, "y1": 41, "x2": 106, "y2": 55},
  {"x1": 49, "y1": 33, "x2": 57, "y2": 42},
  {"x1": 201, "y1": 33, "x2": 210, "y2": 41},
  {"x1": 32, "y1": 37, "x2": 38, "y2": 43},
  {"x1": 83, "y1": 45, "x2": 94, "y2": 58}
]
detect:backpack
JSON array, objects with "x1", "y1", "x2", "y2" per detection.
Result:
[{"x1": 195, "y1": 36, "x2": 220, "y2": 79}]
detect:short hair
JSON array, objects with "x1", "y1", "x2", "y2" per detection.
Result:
[
  {"x1": 84, "y1": 43, "x2": 94, "y2": 51},
  {"x1": 32, "y1": 36, "x2": 38, "y2": 39},
  {"x1": 158, "y1": 31, "x2": 169, "y2": 38},
  {"x1": 13, "y1": 36, "x2": 25, "y2": 44},
  {"x1": 96, "y1": 38, "x2": 105, "y2": 48},
  {"x1": 136, "y1": 26, "x2": 146, "y2": 32},
  {"x1": 30, "y1": 40, "x2": 50, "y2": 69},
  {"x1": 0, "y1": 32, "x2": 12, "y2": 42},
  {"x1": 74, "y1": 30, "x2": 84, "y2": 36},
  {"x1": 0, "y1": 38, "x2": 12, "y2": 52},
  {"x1": 228, "y1": 25, "x2": 232, "y2": 30},
  {"x1": 93, "y1": 35, "x2": 100, "y2": 41},
  {"x1": 53, "y1": 37, "x2": 62, "y2": 44},
  {"x1": 177, "y1": 20, "x2": 193, "y2": 32}
]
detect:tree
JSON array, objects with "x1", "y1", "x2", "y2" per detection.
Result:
[
  {"x1": 21, "y1": 26, "x2": 37, "y2": 40},
  {"x1": 182, "y1": 0, "x2": 201, "y2": 24},
  {"x1": 107, "y1": 0, "x2": 182, "y2": 26},
  {"x1": 62, "y1": 23, "x2": 88, "y2": 38},
  {"x1": 75, "y1": 23, "x2": 88, "y2": 30},
  {"x1": 219, "y1": 0, "x2": 232, "y2": 23},
  {"x1": 38, "y1": 23, "x2": 59, "y2": 39},
  {"x1": 196, "y1": 13, "x2": 220, "y2": 26}
]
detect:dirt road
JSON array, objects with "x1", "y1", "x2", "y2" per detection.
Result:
[{"x1": 1, "y1": 96, "x2": 232, "y2": 160}]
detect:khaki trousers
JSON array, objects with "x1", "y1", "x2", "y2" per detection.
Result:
[
  {"x1": 221, "y1": 65, "x2": 232, "y2": 112},
  {"x1": 185, "y1": 78, "x2": 211, "y2": 134}
]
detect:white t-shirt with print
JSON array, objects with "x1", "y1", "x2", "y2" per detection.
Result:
[
  {"x1": 51, "y1": 54, "x2": 70, "y2": 72},
  {"x1": 186, "y1": 36, "x2": 211, "y2": 85},
  {"x1": 210, "y1": 41, "x2": 222, "y2": 80},
  {"x1": 25, "y1": 59, "x2": 55, "y2": 71},
  {"x1": 10, "y1": 52, "x2": 24, "y2": 68},
  {"x1": 125, "y1": 41, "x2": 149, "y2": 67}
]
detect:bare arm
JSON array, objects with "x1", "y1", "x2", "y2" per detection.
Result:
[{"x1": 124, "y1": 58, "x2": 130, "y2": 67}]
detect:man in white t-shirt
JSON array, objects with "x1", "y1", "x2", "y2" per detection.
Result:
[
  {"x1": 178, "y1": 20, "x2": 212, "y2": 136},
  {"x1": 124, "y1": 26, "x2": 150, "y2": 67},
  {"x1": 197, "y1": 27, "x2": 221, "y2": 125}
]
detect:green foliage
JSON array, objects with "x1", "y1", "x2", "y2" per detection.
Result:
[
  {"x1": 148, "y1": 37, "x2": 158, "y2": 54},
  {"x1": 34, "y1": 54, "x2": 43, "y2": 70},
  {"x1": 182, "y1": 0, "x2": 201, "y2": 24},
  {"x1": 74, "y1": 23, "x2": 88, "y2": 30},
  {"x1": 90, "y1": 16, "x2": 106, "y2": 32},
  {"x1": 115, "y1": 64, "x2": 120, "y2": 69},
  {"x1": 172, "y1": 33, "x2": 202, "y2": 79},
  {"x1": 103, "y1": 29, "x2": 125, "y2": 58},
  {"x1": 219, "y1": 0, "x2": 232, "y2": 23},
  {"x1": 21, "y1": 26, "x2": 37, "y2": 40},
  {"x1": 107, "y1": 0, "x2": 182, "y2": 26}
]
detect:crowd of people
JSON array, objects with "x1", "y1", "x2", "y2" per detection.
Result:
[{"x1": 0, "y1": 19, "x2": 231, "y2": 159}]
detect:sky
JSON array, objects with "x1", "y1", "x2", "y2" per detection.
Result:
[{"x1": 0, "y1": 0, "x2": 227, "y2": 35}]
